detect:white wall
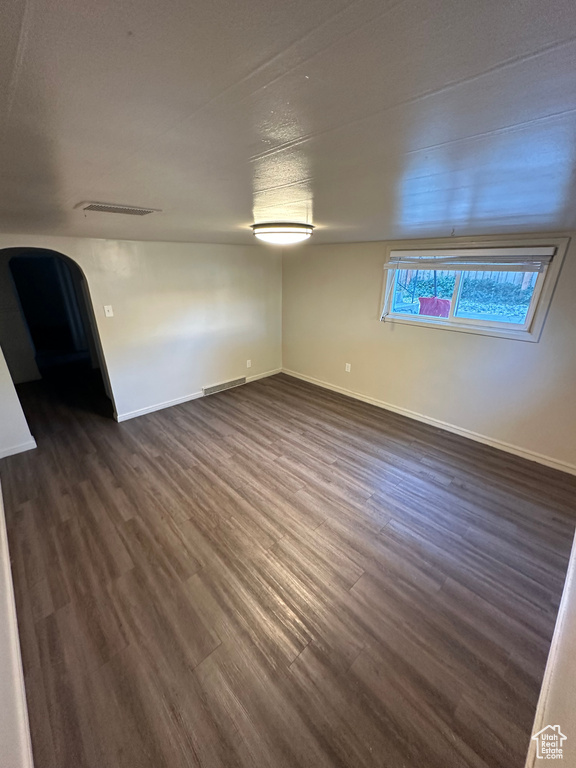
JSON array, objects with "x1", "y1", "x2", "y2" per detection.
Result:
[
  {"x1": 282, "y1": 234, "x2": 576, "y2": 473},
  {"x1": 0, "y1": 346, "x2": 36, "y2": 459},
  {"x1": 525, "y1": 531, "x2": 576, "y2": 767},
  {"x1": 0, "y1": 235, "x2": 282, "y2": 423},
  {"x1": 0, "y1": 482, "x2": 33, "y2": 768}
]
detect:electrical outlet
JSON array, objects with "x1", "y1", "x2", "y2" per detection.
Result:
[
  {"x1": 104, "y1": 305, "x2": 114, "y2": 317},
  {"x1": 246, "y1": 359, "x2": 252, "y2": 368},
  {"x1": 345, "y1": 363, "x2": 351, "y2": 372}
]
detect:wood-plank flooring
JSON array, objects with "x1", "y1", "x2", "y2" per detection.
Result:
[{"x1": 2, "y1": 372, "x2": 575, "y2": 768}]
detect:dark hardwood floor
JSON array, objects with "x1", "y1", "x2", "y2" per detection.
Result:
[{"x1": 2, "y1": 373, "x2": 575, "y2": 768}]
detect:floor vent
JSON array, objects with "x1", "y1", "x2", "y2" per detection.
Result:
[{"x1": 203, "y1": 377, "x2": 246, "y2": 396}]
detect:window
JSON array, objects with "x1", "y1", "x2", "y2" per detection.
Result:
[{"x1": 381, "y1": 241, "x2": 568, "y2": 341}]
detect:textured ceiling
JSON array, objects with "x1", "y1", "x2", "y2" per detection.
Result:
[{"x1": 0, "y1": 0, "x2": 575, "y2": 244}]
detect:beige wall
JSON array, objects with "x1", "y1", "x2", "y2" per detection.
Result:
[
  {"x1": 282, "y1": 234, "x2": 576, "y2": 473},
  {"x1": 0, "y1": 346, "x2": 36, "y2": 459},
  {"x1": 0, "y1": 234, "x2": 282, "y2": 424}
]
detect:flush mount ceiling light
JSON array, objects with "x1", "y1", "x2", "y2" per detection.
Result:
[{"x1": 251, "y1": 222, "x2": 314, "y2": 245}]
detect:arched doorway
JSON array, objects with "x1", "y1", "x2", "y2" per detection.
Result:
[{"x1": 0, "y1": 248, "x2": 114, "y2": 421}]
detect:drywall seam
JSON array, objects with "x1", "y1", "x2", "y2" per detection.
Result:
[
  {"x1": 0, "y1": 480, "x2": 34, "y2": 768},
  {"x1": 0, "y1": 439, "x2": 37, "y2": 460},
  {"x1": 282, "y1": 369, "x2": 576, "y2": 477},
  {"x1": 115, "y1": 368, "x2": 282, "y2": 422}
]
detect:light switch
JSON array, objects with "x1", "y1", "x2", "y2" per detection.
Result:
[
  {"x1": 345, "y1": 363, "x2": 351, "y2": 372},
  {"x1": 104, "y1": 305, "x2": 114, "y2": 317}
]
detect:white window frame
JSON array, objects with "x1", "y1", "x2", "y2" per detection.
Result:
[{"x1": 380, "y1": 237, "x2": 569, "y2": 342}]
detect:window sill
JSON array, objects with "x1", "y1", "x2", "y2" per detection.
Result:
[{"x1": 381, "y1": 314, "x2": 540, "y2": 342}]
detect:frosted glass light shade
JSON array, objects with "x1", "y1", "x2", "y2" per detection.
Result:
[{"x1": 251, "y1": 222, "x2": 314, "y2": 245}]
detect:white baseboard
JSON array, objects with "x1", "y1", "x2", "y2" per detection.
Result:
[
  {"x1": 0, "y1": 439, "x2": 37, "y2": 460},
  {"x1": 247, "y1": 367, "x2": 282, "y2": 383},
  {"x1": 115, "y1": 368, "x2": 283, "y2": 423},
  {"x1": 282, "y1": 369, "x2": 576, "y2": 477},
  {"x1": 0, "y1": 481, "x2": 34, "y2": 768},
  {"x1": 115, "y1": 390, "x2": 203, "y2": 422}
]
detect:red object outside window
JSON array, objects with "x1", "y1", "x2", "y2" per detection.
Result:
[{"x1": 418, "y1": 296, "x2": 451, "y2": 318}]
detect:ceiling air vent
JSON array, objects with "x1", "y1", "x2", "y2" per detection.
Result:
[{"x1": 76, "y1": 202, "x2": 161, "y2": 216}]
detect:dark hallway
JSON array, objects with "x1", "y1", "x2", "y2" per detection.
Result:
[{"x1": 6, "y1": 250, "x2": 113, "y2": 424}]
